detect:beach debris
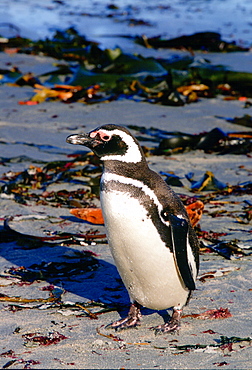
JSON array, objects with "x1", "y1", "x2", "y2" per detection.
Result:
[
  {"x1": 198, "y1": 233, "x2": 251, "y2": 258},
  {"x1": 0, "y1": 153, "x2": 102, "y2": 207},
  {"x1": 0, "y1": 65, "x2": 22, "y2": 84},
  {"x1": 22, "y1": 331, "x2": 68, "y2": 347},
  {"x1": 130, "y1": 125, "x2": 252, "y2": 155},
  {"x1": 193, "y1": 182, "x2": 252, "y2": 203},
  {"x1": 1, "y1": 28, "x2": 252, "y2": 106},
  {"x1": 159, "y1": 171, "x2": 184, "y2": 187},
  {"x1": 1, "y1": 215, "x2": 106, "y2": 247},
  {"x1": 0, "y1": 275, "x2": 22, "y2": 286},
  {"x1": 0, "y1": 350, "x2": 17, "y2": 358},
  {"x1": 2, "y1": 358, "x2": 41, "y2": 369},
  {"x1": 96, "y1": 326, "x2": 124, "y2": 342},
  {"x1": 201, "y1": 329, "x2": 218, "y2": 334},
  {"x1": 186, "y1": 171, "x2": 227, "y2": 192},
  {"x1": 70, "y1": 207, "x2": 104, "y2": 225},
  {"x1": 205, "y1": 241, "x2": 250, "y2": 259},
  {"x1": 19, "y1": 83, "x2": 105, "y2": 104},
  {"x1": 177, "y1": 83, "x2": 210, "y2": 102},
  {"x1": 171, "y1": 335, "x2": 252, "y2": 354},
  {"x1": 216, "y1": 114, "x2": 252, "y2": 128},
  {"x1": 198, "y1": 266, "x2": 240, "y2": 282},
  {"x1": 57, "y1": 301, "x2": 117, "y2": 319},
  {"x1": 53, "y1": 358, "x2": 75, "y2": 367},
  {"x1": 96, "y1": 325, "x2": 251, "y2": 356},
  {"x1": 2, "y1": 132, "x2": 249, "y2": 211},
  {"x1": 204, "y1": 200, "x2": 252, "y2": 222},
  {"x1": 136, "y1": 32, "x2": 249, "y2": 52},
  {"x1": 0, "y1": 285, "x2": 63, "y2": 305},
  {"x1": 6, "y1": 254, "x2": 99, "y2": 282},
  {"x1": 198, "y1": 230, "x2": 228, "y2": 244},
  {"x1": 96, "y1": 326, "x2": 151, "y2": 346},
  {"x1": 213, "y1": 362, "x2": 229, "y2": 367},
  {"x1": 1, "y1": 286, "x2": 116, "y2": 317},
  {"x1": 185, "y1": 201, "x2": 204, "y2": 228},
  {"x1": 183, "y1": 307, "x2": 232, "y2": 320}
]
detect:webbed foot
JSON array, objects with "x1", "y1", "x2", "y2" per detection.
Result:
[
  {"x1": 154, "y1": 307, "x2": 182, "y2": 334},
  {"x1": 108, "y1": 302, "x2": 142, "y2": 330}
]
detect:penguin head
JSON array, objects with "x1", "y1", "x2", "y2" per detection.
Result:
[{"x1": 66, "y1": 124, "x2": 143, "y2": 163}]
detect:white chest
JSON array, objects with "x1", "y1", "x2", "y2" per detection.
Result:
[{"x1": 100, "y1": 187, "x2": 189, "y2": 310}]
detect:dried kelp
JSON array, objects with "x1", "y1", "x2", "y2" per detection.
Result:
[
  {"x1": 1, "y1": 215, "x2": 106, "y2": 247},
  {"x1": 136, "y1": 32, "x2": 249, "y2": 52},
  {"x1": 0, "y1": 285, "x2": 63, "y2": 312},
  {"x1": 128, "y1": 125, "x2": 252, "y2": 155},
  {"x1": 206, "y1": 241, "x2": 250, "y2": 259},
  {"x1": 6, "y1": 256, "x2": 99, "y2": 283},
  {"x1": 216, "y1": 114, "x2": 252, "y2": 128},
  {"x1": 95, "y1": 325, "x2": 252, "y2": 356},
  {"x1": 22, "y1": 331, "x2": 68, "y2": 347},
  {"x1": 183, "y1": 307, "x2": 232, "y2": 320},
  {"x1": 2, "y1": 358, "x2": 41, "y2": 369},
  {"x1": 171, "y1": 335, "x2": 252, "y2": 354},
  {"x1": 1, "y1": 28, "x2": 252, "y2": 105},
  {"x1": 0, "y1": 153, "x2": 102, "y2": 206},
  {"x1": 186, "y1": 171, "x2": 227, "y2": 192},
  {"x1": 197, "y1": 266, "x2": 240, "y2": 282}
]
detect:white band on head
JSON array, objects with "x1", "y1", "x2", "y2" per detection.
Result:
[{"x1": 99, "y1": 129, "x2": 142, "y2": 163}]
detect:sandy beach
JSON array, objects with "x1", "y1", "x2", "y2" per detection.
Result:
[
  {"x1": 0, "y1": 0, "x2": 252, "y2": 366},
  {"x1": 0, "y1": 49, "x2": 251, "y2": 369}
]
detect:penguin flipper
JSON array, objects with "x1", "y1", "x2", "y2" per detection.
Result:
[{"x1": 169, "y1": 214, "x2": 196, "y2": 291}]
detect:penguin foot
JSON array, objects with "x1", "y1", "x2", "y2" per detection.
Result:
[
  {"x1": 109, "y1": 302, "x2": 142, "y2": 330},
  {"x1": 154, "y1": 308, "x2": 182, "y2": 334}
]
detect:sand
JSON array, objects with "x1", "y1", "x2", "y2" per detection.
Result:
[{"x1": 0, "y1": 51, "x2": 251, "y2": 369}]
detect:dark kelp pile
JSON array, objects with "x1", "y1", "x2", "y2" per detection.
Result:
[
  {"x1": 0, "y1": 153, "x2": 102, "y2": 206},
  {"x1": 129, "y1": 125, "x2": 252, "y2": 155},
  {"x1": 135, "y1": 32, "x2": 249, "y2": 52},
  {"x1": 1, "y1": 28, "x2": 252, "y2": 105}
]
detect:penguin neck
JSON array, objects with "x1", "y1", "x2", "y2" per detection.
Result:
[{"x1": 102, "y1": 157, "x2": 150, "y2": 180}]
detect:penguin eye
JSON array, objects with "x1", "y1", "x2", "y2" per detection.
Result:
[
  {"x1": 161, "y1": 210, "x2": 170, "y2": 222},
  {"x1": 98, "y1": 131, "x2": 112, "y2": 141}
]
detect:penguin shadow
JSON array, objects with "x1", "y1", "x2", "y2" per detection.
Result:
[
  {"x1": 0, "y1": 218, "x2": 172, "y2": 325},
  {"x1": 0, "y1": 223, "x2": 129, "y2": 307}
]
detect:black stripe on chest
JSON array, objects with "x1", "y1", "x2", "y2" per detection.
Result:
[{"x1": 101, "y1": 179, "x2": 173, "y2": 252}]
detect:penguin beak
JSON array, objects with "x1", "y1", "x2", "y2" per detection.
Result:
[{"x1": 66, "y1": 133, "x2": 102, "y2": 148}]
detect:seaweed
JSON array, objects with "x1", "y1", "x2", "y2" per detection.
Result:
[
  {"x1": 135, "y1": 32, "x2": 249, "y2": 52},
  {"x1": 1, "y1": 28, "x2": 252, "y2": 106},
  {"x1": 6, "y1": 256, "x2": 99, "y2": 282},
  {"x1": 171, "y1": 335, "x2": 252, "y2": 354},
  {"x1": 22, "y1": 331, "x2": 68, "y2": 347}
]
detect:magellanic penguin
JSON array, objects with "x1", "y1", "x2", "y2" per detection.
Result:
[{"x1": 66, "y1": 124, "x2": 199, "y2": 333}]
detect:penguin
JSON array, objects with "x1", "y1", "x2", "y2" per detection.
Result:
[{"x1": 66, "y1": 124, "x2": 199, "y2": 332}]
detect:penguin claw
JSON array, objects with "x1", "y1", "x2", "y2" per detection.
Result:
[
  {"x1": 110, "y1": 317, "x2": 141, "y2": 331},
  {"x1": 152, "y1": 307, "x2": 182, "y2": 334},
  {"x1": 107, "y1": 302, "x2": 142, "y2": 330},
  {"x1": 154, "y1": 321, "x2": 180, "y2": 335}
]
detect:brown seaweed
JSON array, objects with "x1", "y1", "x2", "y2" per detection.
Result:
[{"x1": 136, "y1": 32, "x2": 249, "y2": 52}]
